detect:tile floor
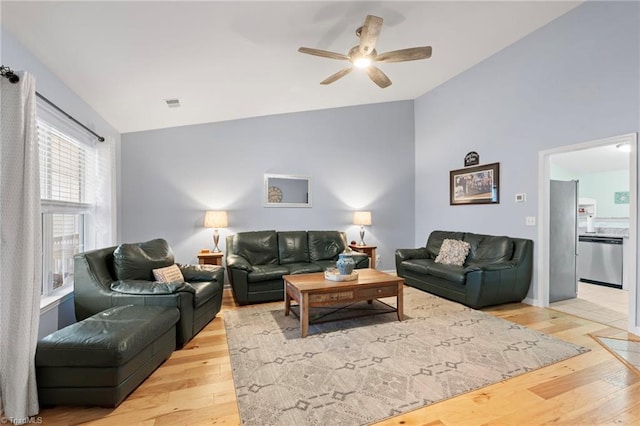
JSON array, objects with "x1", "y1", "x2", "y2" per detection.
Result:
[{"x1": 549, "y1": 281, "x2": 629, "y2": 329}]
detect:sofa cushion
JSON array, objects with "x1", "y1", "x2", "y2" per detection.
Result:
[
  {"x1": 36, "y1": 305, "x2": 179, "y2": 367},
  {"x1": 308, "y1": 231, "x2": 346, "y2": 261},
  {"x1": 114, "y1": 239, "x2": 174, "y2": 281},
  {"x1": 463, "y1": 233, "x2": 485, "y2": 264},
  {"x1": 401, "y1": 259, "x2": 431, "y2": 275},
  {"x1": 426, "y1": 231, "x2": 464, "y2": 259},
  {"x1": 427, "y1": 262, "x2": 467, "y2": 285},
  {"x1": 152, "y1": 264, "x2": 184, "y2": 283},
  {"x1": 286, "y1": 262, "x2": 324, "y2": 275},
  {"x1": 474, "y1": 236, "x2": 514, "y2": 263},
  {"x1": 435, "y1": 239, "x2": 470, "y2": 266},
  {"x1": 248, "y1": 264, "x2": 291, "y2": 283},
  {"x1": 233, "y1": 230, "x2": 279, "y2": 266},
  {"x1": 278, "y1": 231, "x2": 310, "y2": 264}
]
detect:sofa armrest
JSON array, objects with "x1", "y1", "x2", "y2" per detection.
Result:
[
  {"x1": 226, "y1": 254, "x2": 254, "y2": 272},
  {"x1": 395, "y1": 247, "x2": 429, "y2": 262},
  {"x1": 110, "y1": 280, "x2": 195, "y2": 295},
  {"x1": 178, "y1": 263, "x2": 224, "y2": 282}
]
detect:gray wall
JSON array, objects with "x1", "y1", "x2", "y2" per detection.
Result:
[
  {"x1": 414, "y1": 1, "x2": 639, "y2": 302},
  {"x1": 120, "y1": 101, "x2": 416, "y2": 270}
]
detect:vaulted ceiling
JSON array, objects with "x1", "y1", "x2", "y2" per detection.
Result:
[{"x1": 2, "y1": 1, "x2": 582, "y2": 133}]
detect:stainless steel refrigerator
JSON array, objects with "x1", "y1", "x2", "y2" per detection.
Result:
[{"x1": 549, "y1": 180, "x2": 578, "y2": 302}]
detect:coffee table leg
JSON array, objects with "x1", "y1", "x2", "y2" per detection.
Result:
[
  {"x1": 284, "y1": 285, "x2": 291, "y2": 316},
  {"x1": 397, "y1": 282, "x2": 404, "y2": 321},
  {"x1": 301, "y1": 293, "x2": 309, "y2": 338}
]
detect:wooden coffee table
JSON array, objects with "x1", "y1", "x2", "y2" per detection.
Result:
[{"x1": 284, "y1": 268, "x2": 404, "y2": 338}]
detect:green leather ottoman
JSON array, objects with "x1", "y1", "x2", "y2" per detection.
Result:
[{"x1": 36, "y1": 305, "x2": 179, "y2": 407}]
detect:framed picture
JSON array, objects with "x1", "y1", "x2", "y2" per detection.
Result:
[{"x1": 450, "y1": 162, "x2": 500, "y2": 205}]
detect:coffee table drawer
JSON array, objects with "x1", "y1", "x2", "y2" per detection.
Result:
[
  {"x1": 356, "y1": 285, "x2": 397, "y2": 299},
  {"x1": 310, "y1": 291, "x2": 354, "y2": 303}
]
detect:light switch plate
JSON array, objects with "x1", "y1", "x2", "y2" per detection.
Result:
[
  {"x1": 526, "y1": 216, "x2": 536, "y2": 226},
  {"x1": 515, "y1": 193, "x2": 526, "y2": 202}
]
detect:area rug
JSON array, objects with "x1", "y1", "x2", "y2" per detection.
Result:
[{"x1": 224, "y1": 287, "x2": 589, "y2": 426}]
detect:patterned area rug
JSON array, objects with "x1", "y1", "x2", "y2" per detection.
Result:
[{"x1": 224, "y1": 287, "x2": 589, "y2": 426}]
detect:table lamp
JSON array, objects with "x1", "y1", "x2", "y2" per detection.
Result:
[
  {"x1": 204, "y1": 210, "x2": 228, "y2": 253},
  {"x1": 353, "y1": 211, "x2": 372, "y2": 246}
]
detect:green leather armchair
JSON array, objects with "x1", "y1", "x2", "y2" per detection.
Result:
[{"x1": 73, "y1": 238, "x2": 224, "y2": 347}]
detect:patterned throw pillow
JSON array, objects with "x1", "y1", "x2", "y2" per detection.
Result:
[
  {"x1": 152, "y1": 264, "x2": 185, "y2": 283},
  {"x1": 434, "y1": 239, "x2": 471, "y2": 266}
]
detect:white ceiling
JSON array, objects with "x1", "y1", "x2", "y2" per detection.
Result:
[
  {"x1": 551, "y1": 144, "x2": 631, "y2": 174},
  {"x1": 2, "y1": 1, "x2": 582, "y2": 134}
]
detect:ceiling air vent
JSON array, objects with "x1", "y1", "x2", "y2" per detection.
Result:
[{"x1": 164, "y1": 98, "x2": 181, "y2": 108}]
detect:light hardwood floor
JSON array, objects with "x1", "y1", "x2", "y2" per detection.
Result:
[{"x1": 38, "y1": 288, "x2": 640, "y2": 425}]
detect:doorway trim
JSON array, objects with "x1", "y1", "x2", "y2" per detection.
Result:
[{"x1": 537, "y1": 133, "x2": 638, "y2": 334}]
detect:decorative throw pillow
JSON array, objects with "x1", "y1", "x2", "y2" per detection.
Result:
[
  {"x1": 152, "y1": 264, "x2": 185, "y2": 283},
  {"x1": 435, "y1": 239, "x2": 471, "y2": 266}
]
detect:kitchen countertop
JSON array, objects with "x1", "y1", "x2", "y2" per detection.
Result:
[{"x1": 579, "y1": 232, "x2": 628, "y2": 239}]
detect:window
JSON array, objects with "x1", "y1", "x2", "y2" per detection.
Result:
[{"x1": 36, "y1": 103, "x2": 114, "y2": 299}]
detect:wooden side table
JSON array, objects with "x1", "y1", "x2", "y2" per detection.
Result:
[
  {"x1": 349, "y1": 244, "x2": 377, "y2": 269},
  {"x1": 197, "y1": 252, "x2": 223, "y2": 266}
]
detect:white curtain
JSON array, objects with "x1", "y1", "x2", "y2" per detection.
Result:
[{"x1": 0, "y1": 72, "x2": 41, "y2": 422}]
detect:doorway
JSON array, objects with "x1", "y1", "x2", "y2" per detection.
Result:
[{"x1": 537, "y1": 133, "x2": 638, "y2": 334}]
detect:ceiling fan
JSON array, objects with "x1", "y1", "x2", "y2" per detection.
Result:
[{"x1": 298, "y1": 15, "x2": 432, "y2": 88}]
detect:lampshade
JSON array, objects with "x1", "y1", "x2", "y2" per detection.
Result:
[
  {"x1": 353, "y1": 211, "x2": 372, "y2": 226},
  {"x1": 204, "y1": 210, "x2": 228, "y2": 228}
]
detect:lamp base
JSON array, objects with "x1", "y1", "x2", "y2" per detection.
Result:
[
  {"x1": 359, "y1": 227, "x2": 366, "y2": 246},
  {"x1": 213, "y1": 229, "x2": 221, "y2": 253}
]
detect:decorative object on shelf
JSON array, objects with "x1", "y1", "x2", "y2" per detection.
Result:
[
  {"x1": 268, "y1": 186, "x2": 283, "y2": 203},
  {"x1": 324, "y1": 268, "x2": 358, "y2": 282},
  {"x1": 204, "y1": 210, "x2": 228, "y2": 253},
  {"x1": 336, "y1": 253, "x2": 356, "y2": 275},
  {"x1": 353, "y1": 211, "x2": 372, "y2": 245},
  {"x1": 450, "y1": 162, "x2": 500, "y2": 205},
  {"x1": 615, "y1": 191, "x2": 630, "y2": 204},
  {"x1": 464, "y1": 151, "x2": 479, "y2": 167},
  {"x1": 264, "y1": 174, "x2": 312, "y2": 208}
]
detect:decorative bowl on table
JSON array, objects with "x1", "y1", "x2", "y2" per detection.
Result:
[{"x1": 324, "y1": 267, "x2": 358, "y2": 282}]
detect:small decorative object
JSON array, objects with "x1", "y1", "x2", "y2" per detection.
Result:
[
  {"x1": 336, "y1": 253, "x2": 356, "y2": 275},
  {"x1": 615, "y1": 191, "x2": 630, "y2": 204},
  {"x1": 267, "y1": 186, "x2": 283, "y2": 203},
  {"x1": 204, "y1": 210, "x2": 228, "y2": 252},
  {"x1": 324, "y1": 268, "x2": 358, "y2": 282},
  {"x1": 353, "y1": 211, "x2": 372, "y2": 245},
  {"x1": 464, "y1": 151, "x2": 480, "y2": 167},
  {"x1": 450, "y1": 162, "x2": 500, "y2": 205}
]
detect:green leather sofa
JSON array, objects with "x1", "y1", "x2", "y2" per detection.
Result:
[
  {"x1": 395, "y1": 230, "x2": 533, "y2": 309},
  {"x1": 73, "y1": 238, "x2": 224, "y2": 347},
  {"x1": 226, "y1": 230, "x2": 369, "y2": 305}
]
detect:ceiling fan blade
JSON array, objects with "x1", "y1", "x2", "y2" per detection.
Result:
[
  {"x1": 358, "y1": 15, "x2": 383, "y2": 55},
  {"x1": 376, "y1": 46, "x2": 433, "y2": 63},
  {"x1": 298, "y1": 47, "x2": 350, "y2": 61},
  {"x1": 320, "y1": 67, "x2": 354, "y2": 85},
  {"x1": 366, "y1": 66, "x2": 392, "y2": 88}
]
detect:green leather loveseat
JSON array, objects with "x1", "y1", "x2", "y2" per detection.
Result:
[
  {"x1": 73, "y1": 238, "x2": 224, "y2": 347},
  {"x1": 226, "y1": 230, "x2": 369, "y2": 305},
  {"x1": 395, "y1": 230, "x2": 533, "y2": 309}
]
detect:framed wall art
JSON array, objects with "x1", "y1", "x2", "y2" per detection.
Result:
[
  {"x1": 264, "y1": 174, "x2": 312, "y2": 208},
  {"x1": 450, "y1": 162, "x2": 500, "y2": 205}
]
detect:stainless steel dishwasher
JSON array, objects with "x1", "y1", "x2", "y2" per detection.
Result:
[{"x1": 577, "y1": 236, "x2": 623, "y2": 288}]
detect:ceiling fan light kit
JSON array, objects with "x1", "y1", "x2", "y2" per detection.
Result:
[{"x1": 298, "y1": 14, "x2": 432, "y2": 88}]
